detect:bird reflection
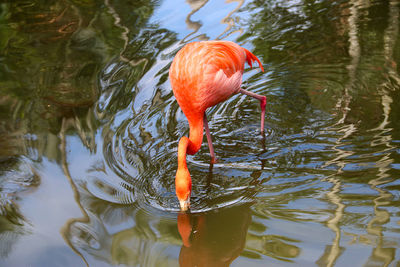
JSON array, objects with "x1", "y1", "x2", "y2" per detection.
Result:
[{"x1": 177, "y1": 203, "x2": 252, "y2": 267}]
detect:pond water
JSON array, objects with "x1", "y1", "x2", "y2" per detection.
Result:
[{"x1": 1, "y1": 0, "x2": 400, "y2": 266}]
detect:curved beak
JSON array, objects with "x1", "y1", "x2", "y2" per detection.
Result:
[{"x1": 179, "y1": 199, "x2": 190, "y2": 211}]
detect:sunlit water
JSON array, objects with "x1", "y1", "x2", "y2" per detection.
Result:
[{"x1": 0, "y1": 0, "x2": 400, "y2": 266}]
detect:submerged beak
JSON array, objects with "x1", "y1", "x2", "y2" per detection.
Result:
[{"x1": 179, "y1": 199, "x2": 190, "y2": 211}]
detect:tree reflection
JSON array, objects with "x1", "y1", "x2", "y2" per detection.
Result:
[
  {"x1": 1, "y1": 0, "x2": 400, "y2": 265},
  {"x1": 243, "y1": 0, "x2": 400, "y2": 266},
  {"x1": 0, "y1": 0, "x2": 174, "y2": 264},
  {"x1": 183, "y1": 0, "x2": 209, "y2": 42}
]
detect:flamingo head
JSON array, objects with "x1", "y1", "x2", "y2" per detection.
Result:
[{"x1": 175, "y1": 166, "x2": 192, "y2": 211}]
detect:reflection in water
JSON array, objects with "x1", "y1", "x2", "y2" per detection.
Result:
[
  {"x1": 317, "y1": 175, "x2": 345, "y2": 267},
  {"x1": 366, "y1": 1, "x2": 398, "y2": 265},
  {"x1": 104, "y1": 0, "x2": 149, "y2": 68},
  {"x1": 215, "y1": 0, "x2": 244, "y2": 40},
  {"x1": 1, "y1": 0, "x2": 400, "y2": 266},
  {"x1": 318, "y1": 1, "x2": 362, "y2": 264},
  {"x1": 59, "y1": 118, "x2": 90, "y2": 267},
  {"x1": 182, "y1": 0, "x2": 244, "y2": 42},
  {"x1": 0, "y1": 158, "x2": 38, "y2": 259},
  {"x1": 183, "y1": 0, "x2": 209, "y2": 42},
  {"x1": 177, "y1": 204, "x2": 251, "y2": 267}
]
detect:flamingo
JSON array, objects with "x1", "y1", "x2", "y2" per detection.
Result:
[{"x1": 169, "y1": 40, "x2": 265, "y2": 211}]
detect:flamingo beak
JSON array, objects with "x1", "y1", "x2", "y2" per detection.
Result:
[{"x1": 179, "y1": 199, "x2": 190, "y2": 211}]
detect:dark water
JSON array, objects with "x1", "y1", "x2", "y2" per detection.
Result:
[{"x1": 0, "y1": 0, "x2": 400, "y2": 266}]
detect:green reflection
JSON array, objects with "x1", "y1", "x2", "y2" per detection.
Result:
[{"x1": 0, "y1": 0, "x2": 400, "y2": 266}]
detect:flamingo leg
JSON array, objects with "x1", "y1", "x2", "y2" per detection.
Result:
[
  {"x1": 239, "y1": 89, "x2": 267, "y2": 134},
  {"x1": 203, "y1": 115, "x2": 216, "y2": 163}
]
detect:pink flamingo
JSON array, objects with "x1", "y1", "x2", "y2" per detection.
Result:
[{"x1": 169, "y1": 41, "x2": 265, "y2": 210}]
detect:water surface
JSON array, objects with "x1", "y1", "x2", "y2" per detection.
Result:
[{"x1": 0, "y1": 0, "x2": 400, "y2": 266}]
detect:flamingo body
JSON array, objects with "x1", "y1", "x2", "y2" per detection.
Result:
[
  {"x1": 169, "y1": 40, "x2": 264, "y2": 210},
  {"x1": 171, "y1": 41, "x2": 244, "y2": 114}
]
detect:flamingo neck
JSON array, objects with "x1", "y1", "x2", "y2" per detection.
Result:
[
  {"x1": 186, "y1": 114, "x2": 204, "y2": 155},
  {"x1": 177, "y1": 115, "x2": 204, "y2": 166},
  {"x1": 177, "y1": 137, "x2": 190, "y2": 169},
  {"x1": 176, "y1": 115, "x2": 204, "y2": 199}
]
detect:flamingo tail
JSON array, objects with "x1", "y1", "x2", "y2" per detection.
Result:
[{"x1": 244, "y1": 48, "x2": 264, "y2": 72}]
